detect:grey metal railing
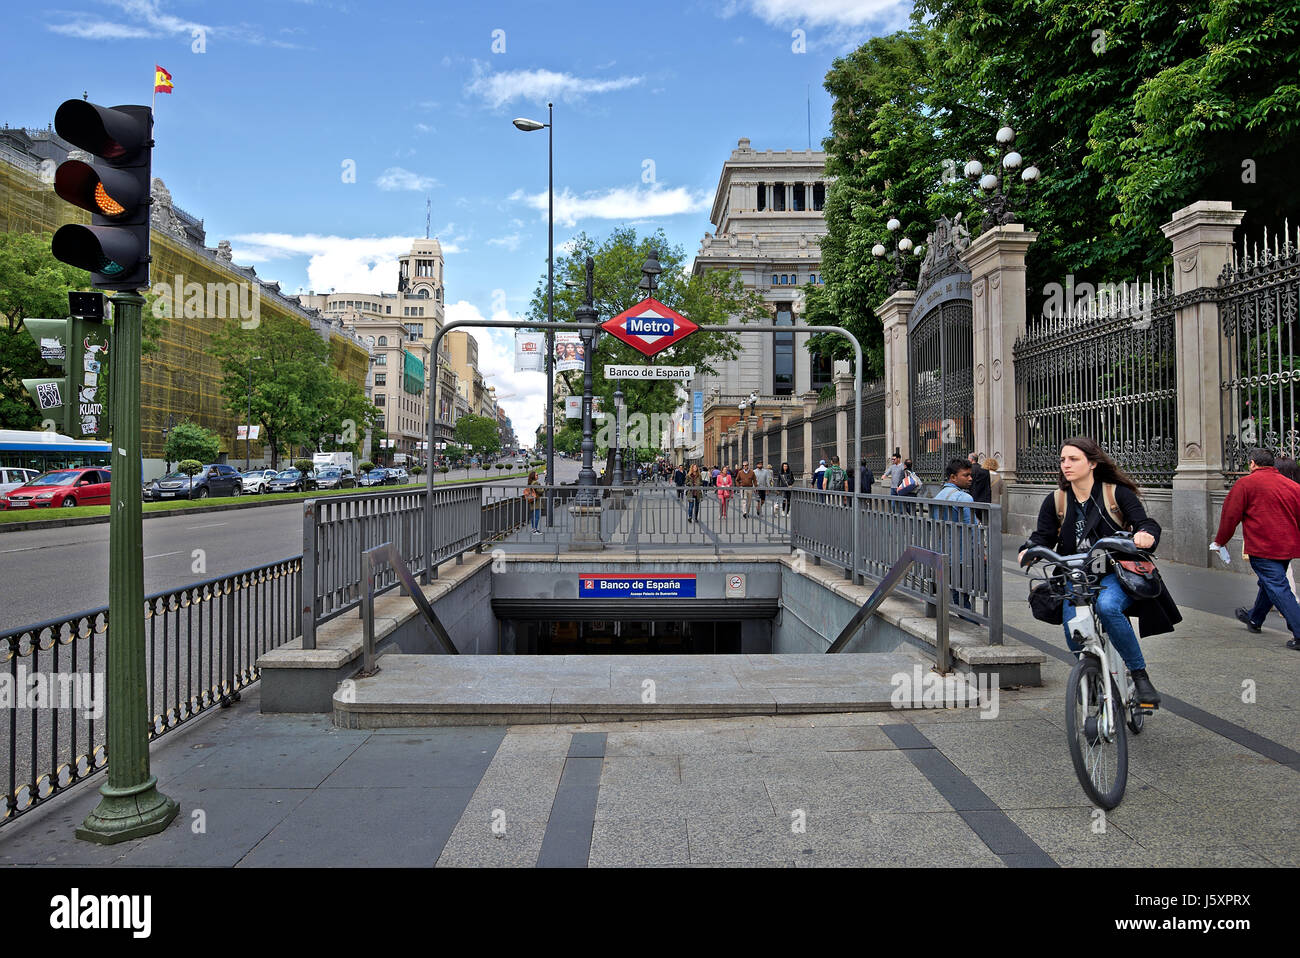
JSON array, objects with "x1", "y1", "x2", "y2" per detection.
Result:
[
  {"x1": 1, "y1": 555, "x2": 302, "y2": 829},
  {"x1": 359, "y1": 541, "x2": 458, "y2": 674},
  {"x1": 303, "y1": 484, "x2": 479, "y2": 648},
  {"x1": 791, "y1": 488, "x2": 1002, "y2": 645},
  {"x1": 826, "y1": 546, "x2": 950, "y2": 670}
]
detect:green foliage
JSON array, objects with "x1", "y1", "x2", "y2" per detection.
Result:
[
  {"x1": 176, "y1": 459, "x2": 202, "y2": 477},
  {"x1": 412, "y1": 465, "x2": 425, "y2": 476},
  {"x1": 358, "y1": 460, "x2": 374, "y2": 473},
  {"x1": 292, "y1": 458, "x2": 314, "y2": 474},
  {"x1": 526, "y1": 227, "x2": 765, "y2": 420},
  {"x1": 163, "y1": 420, "x2": 220, "y2": 466},
  {"x1": 454, "y1": 414, "x2": 501, "y2": 453}
]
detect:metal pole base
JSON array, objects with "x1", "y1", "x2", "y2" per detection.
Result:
[
  {"x1": 76, "y1": 776, "x2": 179, "y2": 844},
  {"x1": 567, "y1": 503, "x2": 605, "y2": 551}
]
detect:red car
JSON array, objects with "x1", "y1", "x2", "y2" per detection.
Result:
[{"x1": 1, "y1": 467, "x2": 112, "y2": 509}]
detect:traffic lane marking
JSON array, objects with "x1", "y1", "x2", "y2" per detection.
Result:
[
  {"x1": 145, "y1": 551, "x2": 183, "y2": 560},
  {"x1": 184, "y1": 522, "x2": 228, "y2": 530}
]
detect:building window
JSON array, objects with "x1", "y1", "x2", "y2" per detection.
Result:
[
  {"x1": 756, "y1": 181, "x2": 766, "y2": 212},
  {"x1": 813, "y1": 182, "x2": 826, "y2": 211},
  {"x1": 417, "y1": 259, "x2": 434, "y2": 277},
  {"x1": 378, "y1": 336, "x2": 388, "y2": 346},
  {"x1": 811, "y1": 351, "x2": 833, "y2": 391},
  {"x1": 375, "y1": 354, "x2": 387, "y2": 365},
  {"x1": 386, "y1": 306, "x2": 391, "y2": 314},
  {"x1": 375, "y1": 394, "x2": 386, "y2": 405},
  {"x1": 771, "y1": 274, "x2": 779, "y2": 286},
  {"x1": 773, "y1": 183, "x2": 785, "y2": 211},
  {"x1": 793, "y1": 184, "x2": 805, "y2": 211},
  {"x1": 375, "y1": 373, "x2": 386, "y2": 386},
  {"x1": 774, "y1": 305, "x2": 794, "y2": 396},
  {"x1": 407, "y1": 323, "x2": 423, "y2": 340}
]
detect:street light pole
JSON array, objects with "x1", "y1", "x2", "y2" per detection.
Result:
[{"x1": 576, "y1": 256, "x2": 598, "y2": 497}]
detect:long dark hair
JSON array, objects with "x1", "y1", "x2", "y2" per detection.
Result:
[
  {"x1": 1275, "y1": 456, "x2": 1300, "y2": 483},
  {"x1": 1058, "y1": 436, "x2": 1140, "y2": 496}
]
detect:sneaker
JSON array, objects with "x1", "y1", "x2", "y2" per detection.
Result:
[
  {"x1": 1287, "y1": 638, "x2": 1300, "y2": 651},
  {"x1": 1130, "y1": 669, "x2": 1161, "y2": 709},
  {"x1": 1235, "y1": 608, "x2": 1262, "y2": 633}
]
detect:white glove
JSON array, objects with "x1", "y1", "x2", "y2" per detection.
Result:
[{"x1": 1210, "y1": 541, "x2": 1230, "y2": 565}]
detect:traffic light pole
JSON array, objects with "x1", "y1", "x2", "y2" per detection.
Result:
[{"x1": 76, "y1": 292, "x2": 179, "y2": 843}]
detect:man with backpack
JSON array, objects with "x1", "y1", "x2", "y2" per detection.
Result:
[{"x1": 824, "y1": 456, "x2": 846, "y2": 497}]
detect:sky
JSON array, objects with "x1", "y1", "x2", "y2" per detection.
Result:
[{"x1": 4, "y1": 0, "x2": 912, "y2": 441}]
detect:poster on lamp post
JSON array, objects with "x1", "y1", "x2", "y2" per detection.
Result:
[
  {"x1": 555, "y1": 331, "x2": 586, "y2": 373},
  {"x1": 514, "y1": 331, "x2": 544, "y2": 372}
]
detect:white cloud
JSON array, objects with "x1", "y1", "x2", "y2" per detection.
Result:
[
  {"x1": 376, "y1": 167, "x2": 440, "y2": 192},
  {"x1": 414, "y1": 122, "x2": 435, "y2": 134},
  {"x1": 487, "y1": 233, "x2": 522, "y2": 252},
  {"x1": 511, "y1": 184, "x2": 711, "y2": 228},
  {"x1": 445, "y1": 300, "x2": 548, "y2": 441},
  {"x1": 738, "y1": 0, "x2": 904, "y2": 26},
  {"x1": 49, "y1": 21, "x2": 156, "y2": 39},
  {"x1": 464, "y1": 63, "x2": 644, "y2": 109},
  {"x1": 229, "y1": 232, "x2": 417, "y2": 294}
]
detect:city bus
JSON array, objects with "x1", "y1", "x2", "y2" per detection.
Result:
[{"x1": 0, "y1": 429, "x2": 112, "y2": 473}]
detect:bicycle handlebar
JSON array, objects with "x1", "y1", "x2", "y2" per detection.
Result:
[{"x1": 1019, "y1": 531, "x2": 1145, "y2": 570}]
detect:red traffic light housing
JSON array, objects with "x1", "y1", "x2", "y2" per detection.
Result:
[{"x1": 50, "y1": 101, "x2": 152, "y2": 291}]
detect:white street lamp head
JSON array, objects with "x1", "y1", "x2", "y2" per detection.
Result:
[
  {"x1": 1021, "y1": 165, "x2": 1040, "y2": 182},
  {"x1": 913, "y1": 244, "x2": 925, "y2": 257},
  {"x1": 996, "y1": 126, "x2": 1015, "y2": 144},
  {"x1": 872, "y1": 243, "x2": 886, "y2": 258},
  {"x1": 512, "y1": 117, "x2": 546, "y2": 132},
  {"x1": 1003, "y1": 151, "x2": 1022, "y2": 169},
  {"x1": 898, "y1": 236, "x2": 913, "y2": 252},
  {"x1": 964, "y1": 160, "x2": 983, "y2": 178},
  {"x1": 979, "y1": 173, "x2": 999, "y2": 191},
  {"x1": 886, "y1": 217, "x2": 901, "y2": 231}
]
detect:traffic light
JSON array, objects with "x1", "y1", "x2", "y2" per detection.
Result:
[
  {"x1": 20, "y1": 292, "x2": 110, "y2": 439},
  {"x1": 50, "y1": 100, "x2": 152, "y2": 291}
]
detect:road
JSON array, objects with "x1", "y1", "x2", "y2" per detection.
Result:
[{"x1": 0, "y1": 463, "x2": 577, "y2": 633}]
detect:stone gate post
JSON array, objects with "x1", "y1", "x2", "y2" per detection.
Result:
[{"x1": 875, "y1": 289, "x2": 916, "y2": 458}]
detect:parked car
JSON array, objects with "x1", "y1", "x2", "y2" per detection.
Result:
[
  {"x1": 2, "y1": 467, "x2": 112, "y2": 509},
  {"x1": 145, "y1": 464, "x2": 243, "y2": 501},
  {"x1": 357, "y1": 468, "x2": 396, "y2": 487},
  {"x1": 0, "y1": 467, "x2": 39, "y2": 497},
  {"x1": 240, "y1": 468, "x2": 279, "y2": 494},
  {"x1": 267, "y1": 468, "x2": 317, "y2": 493},
  {"x1": 313, "y1": 467, "x2": 356, "y2": 490},
  {"x1": 388, "y1": 467, "x2": 410, "y2": 484}
]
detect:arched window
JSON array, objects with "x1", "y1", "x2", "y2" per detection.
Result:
[
  {"x1": 366, "y1": 336, "x2": 375, "y2": 347},
  {"x1": 378, "y1": 336, "x2": 388, "y2": 346}
]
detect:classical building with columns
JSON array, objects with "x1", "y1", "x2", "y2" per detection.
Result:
[{"x1": 686, "y1": 138, "x2": 838, "y2": 468}]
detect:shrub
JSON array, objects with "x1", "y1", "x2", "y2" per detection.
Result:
[
  {"x1": 438, "y1": 466, "x2": 449, "y2": 474},
  {"x1": 177, "y1": 459, "x2": 202, "y2": 477},
  {"x1": 293, "y1": 458, "x2": 314, "y2": 474},
  {"x1": 358, "y1": 460, "x2": 374, "y2": 474},
  {"x1": 495, "y1": 463, "x2": 507, "y2": 470},
  {"x1": 411, "y1": 465, "x2": 424, "y2": 476}
]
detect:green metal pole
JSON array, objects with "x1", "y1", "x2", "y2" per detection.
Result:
[{"x1": 76, "y1": 291, "x2": 179, "y2": 843}]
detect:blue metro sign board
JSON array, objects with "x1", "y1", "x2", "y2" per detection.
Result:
[
  {"x1": 601, "y1": 297, "x2": 698, "y2": 357},
  {"x1": 579, "y1": 574, "x2": 697, "y2": 598}
]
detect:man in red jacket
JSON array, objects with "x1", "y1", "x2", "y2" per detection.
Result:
[{"x1": 1212, "y1": 447, "x2": 1300, "y2": 650}]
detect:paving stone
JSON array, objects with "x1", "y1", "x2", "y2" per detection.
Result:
[
  {"x1": 604, "y1": 726, "x2": 753, "y2": 757},
  {"x1": 594, "y1": 783, "x2": 775, "y2": 822},
  {"x1": 765, "y1": 774, "x2": 954, "y2": 817},
  {"x1": 589, "y1": 818, "x2": 689, "y2": 866},
  {"x1": 685, "y1": 813, "x2": 801, "y2": 863},
  {"x1": 319, "y1": 731, "x2": 503, "y2": 788},
  {"x1": 437, "y1": 818, "x2": 547, "y2": 867},
  {"x1": 743, "y1": 724, "x2": 897, "y2": 753},
  {"x1": 678, "y1": 751, "x2": 845, "y2": 785},
  {"x1": 600, "y1": 755, "x2": 681, "y2": 786}
]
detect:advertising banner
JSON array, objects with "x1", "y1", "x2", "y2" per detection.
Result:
[
  {"x1": 555, "y1": 331, "x2": 586, "y2": 373},
  {"x1": 515, "y1": 331, "x2": 544, "y2": 372}
]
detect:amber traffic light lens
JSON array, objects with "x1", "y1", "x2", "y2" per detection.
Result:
[{"x1": 93, "y1": 182, "x2": 126, "y2": 216}]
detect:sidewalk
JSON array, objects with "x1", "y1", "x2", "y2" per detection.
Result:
[{"x1": 1, "y1": 549, "x2": 1295, "y2": 867}]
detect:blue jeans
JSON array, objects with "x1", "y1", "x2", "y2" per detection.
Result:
[
  {"x1": 1247, "y1": 556, "x2": 1300, "y2": 639},
  {"x1": 687, "y1": 497, "x2": 699, "y2": 521},
  {"x1": 531, "y1": 508, "x2": 540, "y2": 530},
  {"x1": 1061, "y1": 572, "x2": 1145, "y2": 671}
]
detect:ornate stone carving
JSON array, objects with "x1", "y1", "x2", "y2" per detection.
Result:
[
  {"x1": 976, "y1": 363, "x2": 986, "y2": 385},
  {"x1": 916, "y1": 214, "x2": 971, "y2": 293},
  {"x1": 991, "y1": 273, "x2": 1001, "y2": 290},
  {"x1": 992, "y1": 358, "x2": 1002, "y2": 381},
  {"x1": 149, "y1": 177, "x2": 189, "y2": 240},
  {"x1": 1184, "y1": 441, "x2": 1203, "y2": 458},
  {"x1": 216, "y1": 240, "x2": 233, "y2": 262},
  {"x1": 1178, "y1": 252, "x2": 1198, "y2": 273}
]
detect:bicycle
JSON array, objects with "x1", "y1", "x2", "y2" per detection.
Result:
[{"x1": 1020, "y1": 532, "x2": 1155, "y2": 809}]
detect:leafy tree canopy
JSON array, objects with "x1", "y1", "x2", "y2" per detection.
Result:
[{"x1": 164, "y1": 420, "x2": 220, "y2": 466}]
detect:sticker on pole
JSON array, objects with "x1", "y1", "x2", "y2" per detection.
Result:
[{"x1": 601, "y1": 298, "x2": 698, "y2": 357}]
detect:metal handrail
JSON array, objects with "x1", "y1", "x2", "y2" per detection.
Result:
[
  {"x1": 359, "y1": 541, "x2": 458, "y2": 674},
  {"x1": 825, "y1": 545, "x2": 950, "y2": 671}
]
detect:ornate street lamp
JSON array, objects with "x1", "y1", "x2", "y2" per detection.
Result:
[
  {"x1": 871, "y1": 217, "x2": 925, "y2": 294},
  {"x1": 964, "y1": 125, "x2": 1040, "y2": 235},
  {"x1": 575, "y1": 256, "x2": 598, "y2": 499}
]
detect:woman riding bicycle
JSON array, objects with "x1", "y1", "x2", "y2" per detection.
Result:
[{"x1": 1017, "y1": 436, "x2": 1181, "y2": 709}]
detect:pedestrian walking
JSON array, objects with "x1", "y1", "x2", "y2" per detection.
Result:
[
  {"x1": 1212, "y1": 447, "x2": 1300, "y2": 650},
  {"x1": 736, "y1": 461, "x2": 757, "y2": 516},
  {"x1": 524, "y1": 470, "x2": 543, "y2": 533},
  {"x1": 754, "y1": 460, "x2": 773, "y2": 515},
  {"x1": 859, "y1": 458, "x2": 874, "y2": 495},
  {"x1": 673, "y1": 464, "x2": 686, "y2": 499},
  {"x1": 813, "y1": 459, "x2": 827, "y2": 490},
  {"x1": 778, "y1": 461, "x2": 794, "y2": 515},
  {"x1": 982, "y1": 457, "x2": 1003, "y2": 501},
  {"x1": 968, "y1": 452, "x2": 992, "y2": 504},
  {"x1": 1274, "y1": 456, "x2": 1300, "y2": 606},
  {"x1": 933, "y1": 458, "x2": 976, "y2": 611},
  {"x1": 686, "y1": 464, "x2": 703, "y2": 523},
  {"x1": 716, "y1": 467, "x2": 733, "y2": 518},
  {"x1": 1018, "y1": 436, "x2": 1179, "y2": 708},
  {"x1": 824, "y1": 456, "x2": 846, "y2": 497},
  {"x1": 885, "y1": 452, "x2": 906, "y2": 511}
]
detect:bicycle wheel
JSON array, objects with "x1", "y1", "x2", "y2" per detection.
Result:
[{"x1": 1065, "y1": 654, "x2": 1128, "y2": 809}]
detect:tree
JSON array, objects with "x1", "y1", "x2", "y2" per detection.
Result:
[
  {"x1": 210, "y1": 314, "x2": 333, "y2": 469},
  {"x1": 308, "y1": 375, "x2": 377, "y2": 454},
  {"x1": 525, "y1": 227, "x2": 766, "y2": 424},
  {"x1": 163, "y1": 420, "x2": 220, "y2": 467},
  {"x1": 177, "y1": 459, "x2": 202, "y2": 477},
  {"x1": 455, "y1": 414, "x2": 501, "y2": 454}
]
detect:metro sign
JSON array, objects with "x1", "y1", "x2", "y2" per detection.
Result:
[{"x1": 602, "y1": 297, "x2": 698, "y2": 357}]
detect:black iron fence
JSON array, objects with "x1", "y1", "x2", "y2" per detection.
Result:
[{"x1": 1, "y1": 555, "x2": 301, "y2": 829}]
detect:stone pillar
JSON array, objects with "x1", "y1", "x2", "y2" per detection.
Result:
[
  {"x1": 962, "y1": 224, "x2": 1037, "y2": 483},
  {"x1": 801, "y1": 391, "x2": 818, "y2": 480},
  {"x1": 744, "y1": 414, "x2": 756, "y2": 464},
  {"x1": 875, "y1": 289, "x2": 916, "y2": 458},
  {"x1": 1161, "y1": 201, "x2": 1245, "y2": 565},
  {"x1": 833, "y1": 371, "x2": 853, "y2": 467},
  {"x1": 780, "y1": 407, "x2": 791, "y2": 468}
]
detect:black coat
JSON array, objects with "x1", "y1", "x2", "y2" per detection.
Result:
[
  {"x1": 860, "y1": 466, "x2": 874, "y2": 493},
  {"x1": 1021, "y1": 483, "x2": 1182, "y2": 637},
  {"x1": 969, "y1": 463, "x2": 992, "y2": 503}
]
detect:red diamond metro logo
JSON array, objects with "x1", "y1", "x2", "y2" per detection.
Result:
[{"x1": 601, "y1": 298, "x2": 698, "y2": 357}]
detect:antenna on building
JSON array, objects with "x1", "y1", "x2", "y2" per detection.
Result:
[
  {"x1": 425, "y1": 196, "x2": 431, "y2": 240},
  {"x1": 806, "y1": 85, "x2": 811, "y2": 150}
]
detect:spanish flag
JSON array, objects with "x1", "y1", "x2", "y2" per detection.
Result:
[{"x1": 154, "y1": 65, "x2": 173, "y2": 94}]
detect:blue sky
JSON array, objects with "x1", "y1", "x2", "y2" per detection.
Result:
[{"x1": 5, "y1": 0, "x2": 911, "y2": 439}]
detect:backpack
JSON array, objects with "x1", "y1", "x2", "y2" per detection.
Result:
[{"x1": 1053, "y1": 483, "x2": 1130, "y2": 538}]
